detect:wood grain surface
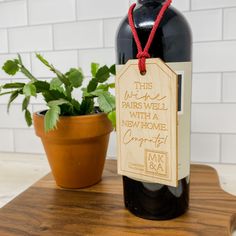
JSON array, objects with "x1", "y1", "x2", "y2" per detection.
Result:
[
  {"x1": 116, "y1": 58, "x2": 178, "y2": 187},
  {"x1": 0, "y1": 160, "x2": 235, "y2": 236}
]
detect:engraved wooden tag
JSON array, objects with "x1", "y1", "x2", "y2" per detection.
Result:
[{"x1": 116, "y1": 58, "x2": 178, "y2": 187}]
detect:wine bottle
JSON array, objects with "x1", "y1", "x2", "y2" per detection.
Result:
[{"x1": 116, "y1": 0, "x2": 192, "y2": 220}]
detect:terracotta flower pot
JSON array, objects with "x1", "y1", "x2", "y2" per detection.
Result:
[{"x1": 33, "y1": 111, "x2": 113, "y2": 189}]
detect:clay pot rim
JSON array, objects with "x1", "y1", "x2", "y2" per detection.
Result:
[
  {"x1": 34, "y1": 110, "x2": 108, "y2": 121},
  {"x1": 33, "y1": 109, "x2": 113, "y2": 140}
]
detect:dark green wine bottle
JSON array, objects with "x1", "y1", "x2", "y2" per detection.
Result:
[{"x1": 116, "y1": 0, "x2": 192, "y2": 220}]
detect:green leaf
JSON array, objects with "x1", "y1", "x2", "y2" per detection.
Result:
[
  {"x1": 25, "y1": 109, "x2": 32, "y2": 126},
  {"x1": 96, "y1": 83, "x2": 114, "y2": 91},
  {"x1": 22, "y1": 96, "x2": 30, "y2": 111},
  {"x1": 50, "y1": 77, "x2": 63, "y2": 90},
  {"x1": 108, "y1": 83, "x2": 115, "y2": 88},
  {"x1": 108, "y1": 110, "x2": 116, "y2": 128},
  {"x1": 80, "y1": 98, "x2": 94, "y2": 115},
  {"x1": 67, "y1": 69, "x2": 83, "y2": 88},
  {"x1": 35, "y1": 53, "x2": 50, "y2": 67},
  {"x1": 109, "y1": 64, "x2": 116, "y2": 75},
  {"x1": 22, "y1": 67, "x2": 37, "y2": 82},
  {"x1": 0, "y1": 91, "x2": 14, "y2": 96},
  {"x1": 21, "y1": 66, "x2": 37, "y2": 82},
  {"x1": 47, "y1": 98, "x2": 71, "y2": 107},
  {"x1": 71, "y1": 99, "x2": 80, "y2": 113},
  {"x1": 7, "y1": 90, "x2": 19, "y2": 112},
  {"x1": 97, "y1": 84, "x2": 109, "y2": 91},
  {"x1": 23, "y1": 83, "x2": 37, "y2": 97},
  {"x1": 44, "y1": 106, "x2": 61, "y2": 132},
  {"x1": 53, "y1": 69, "x2": 68, "y2": 85},
  {"x1": 2, "y1": 60, "x2": 19, "y2": 75},
  {"x1": 81, "y1": 88, "x2": 91, "y2": 98},
  {"x1": 17, "y1": 55, "x2": 37, "y2": 82},
  {"x1": 65, "y1": 86, "x2": 73, "y2": 99},
  {"x1": 98, "y1": 92, "x2": 115, "y2": 113},
  {"x1": 87, "y1": 78, "x2": 98, "y2": 92},
  {"x1": 3, "y1": 82, "x2": 25, "y2": 89},
  {"x1": 90, "y1": 89, "x2": 105, "y2": 97},
  {"x1": 91, "y1": 63, "x2": 99, "y2": 77},
  {"x1": 17, "y1": 54, "x2": 23, "y2": 65},
  {"x1": 33, "y1": 80, "x2": 50, "y2": 93},
  {"x1": 53, "y1": 86, "x2": 65, "y2": 94},
  {"x1": 95, "y1": 65, "x2": 110, "y2": 83},
  {"x1": 36, "y1": 53, "x2": 69, "y2": 85},
  {"x1": 42, "y1": 90, "x2": 66, "y2": 103},
  {"x1": 2, "y1": 55, "x2": 36, "y2": 82}
]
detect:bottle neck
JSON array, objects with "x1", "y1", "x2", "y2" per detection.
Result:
[{"x1": 137, "y1": 0, "x2": 165, "y2": 4}]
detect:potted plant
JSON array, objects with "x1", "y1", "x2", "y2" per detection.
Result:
[{"x1": 0, "y1": 54, "x2": 116, "y2": 189}]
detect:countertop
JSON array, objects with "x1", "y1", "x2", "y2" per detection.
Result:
[{"x1": 0, "y1": 153, "x2": 236, "y2": 235}]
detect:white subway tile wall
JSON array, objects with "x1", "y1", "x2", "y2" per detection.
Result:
[
  {"x1": 31, "y1": 50, "x2": 78, "y2": 77},
  {"x1": 0, "y1": 54, "x2": 31, "y2": 79},
  {"x1": 9, "y1": 25, "x2": 53, "y2": 53},
  {"x1": 183, "y1": 10, "x2": 222, "y2": 42},
  {"x1": 192, "y1": 0, "x2": 236, "y2": 10},
  {"x1": 53, "y1": 21, "x2": 103, "y2": 50},
  {"x1": 0, "y1": 1, "x2": 27, "y2": 28},
  {"x1": 0, "y1": 0, "x2": 235, "y2": 164},
  {"x1": 76, "y1": 0, "x2": 129, "y2": 20},
  {"x1": 28, "y1": 0, "x2": 76, "y2": 25},
  {"x1": 224, "y1": 8, "x2": 236, "y2": 40},
  {"x1": 0, "y1": 30, "x2": 8, "y2": 53},
  {"x1": 223, "y1": 73, "x2": 236, "y2": 102},
  {"x1": 103, "y1": 18, "x2": 122, "y2": 47},
  {"x1": 78, "y1": 48, "x2": 115, "y2": 76},
  {"x1": 0, "y1": 129, "x2": 14, "y2": 152},
  {"x1": 14, "y1": 129, "x2": 44, "y2": 154},
  {"x1": 221, "y1": 135, "x2": 236, "y2": 164},
  {"x1": 192, "y1": 73, "x2": 221, "y2": 103},
  {"x1": 191, "y1": 134, "x2": 220, "y2": 163}
]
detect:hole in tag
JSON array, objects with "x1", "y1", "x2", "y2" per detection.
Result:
[{"x1": 140, "y1": 71, "x2": 146, "y2": 76}]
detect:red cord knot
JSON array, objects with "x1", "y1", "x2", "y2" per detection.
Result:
[
  {"x1": 136, "y1": 52, "x2": 151, "y2": 59},
  {"x1": 136, "y1": 51, "x2": 151, "y2": 75}
]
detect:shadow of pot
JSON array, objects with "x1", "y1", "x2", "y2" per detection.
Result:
[{"x1": 33, "y1": 111, "x2": 113, "y2": 189}]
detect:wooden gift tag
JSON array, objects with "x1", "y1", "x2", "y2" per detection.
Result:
[{"x1": 116, "y1": 58, "x2": 178, "y2": 187}]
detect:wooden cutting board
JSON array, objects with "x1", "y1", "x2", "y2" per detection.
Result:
[{"x1": 0, "y1": 160, "x2": 235, "y2": 236}]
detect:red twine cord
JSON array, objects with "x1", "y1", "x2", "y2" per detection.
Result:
[{"x1": 128, "y1": 0, "x2": 172, "y2": 74}]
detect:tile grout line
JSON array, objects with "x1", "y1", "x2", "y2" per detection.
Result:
[
  {"x1": 192, "y1": 102, "x2": 236, "y2": 105},
  {"x1": 51, "y1": 25, "x2": 55, "y2": 51},
  {"x1": 192, "y1": 70, "x2": 236, "y2": 74},
  {"x1": 2, "y1": 39, "x2": 236, "y2": 55},
  {"x1": 220, "y1": 72, "x2": 224, "y2": 103},
  {"x1": 189, "y1": 0, "x2": 192, "y2": 11},
  {"x1": 75, "y1": 0, "x2": 78, "y2": 20},
  {"x1": 6, "y1": 29, "x2": 10, "y2": 54},
  {"x1": 193, "y1": 38, "x2": 236, "y2": 44},
  {"x1": 221, "y1": 8, "x2": 224, "y2": 40},
  {"x1": 0, "y1": 46, "x2": 115, "y2": 55},
  {"x1": 188, "y1": 5, "x2": 236, "y2": 12},
  {"x1": 2, "y1": 23, "x2": 234, "y2": 44},
  {"x1": 26, "y1": 0, "x2": 30, "y2": 26},
  {"x1": 0, "y1": 3, "x2": 235, "y2": 29},
  {"x1": 29, "y1": 52, "x2": 33, "y2": 73},
  {"x1": 102, "y1": 20, "x2": 105, "y2": 48},
  {"x1": 0, "y1": 17, "x2": 122, "y2": 31},
  {"x1": 77, "y1": 49, "x2": 80, "y2": 67},
  {"x1": 192, "y1": 131, "x2": 236, "y2": 135},
  {"x1": 219, "y1": 134, "x2": 222, "y2": 163}
]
